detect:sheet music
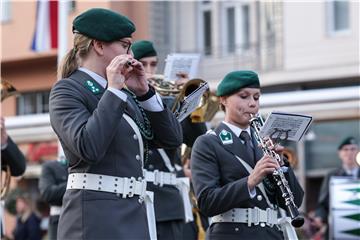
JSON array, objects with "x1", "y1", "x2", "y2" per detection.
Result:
[
  {"x1": 259, "y1": 111, "x2": 313, "y2": 142},
  {"x1": 175, "y1": 82, "x2": 209, "y2": 122},
  {"x1": 163, "y1": 53, "x2": 201, "y2": 82}
]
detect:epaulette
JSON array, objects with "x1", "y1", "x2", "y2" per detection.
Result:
[{"x1": 206, "y1": 129, "x2": 216, "y2": 135}]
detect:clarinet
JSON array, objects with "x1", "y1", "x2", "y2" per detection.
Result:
[{"x1": 249, "y1": 114, "x2": 304, "y2": 228}]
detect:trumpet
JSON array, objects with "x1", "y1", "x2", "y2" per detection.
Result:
[
  {"x1": 1, "y1": 79, "x2": 19, "y2": 200},
  {"x1": 249, "y1": 113, "x2": 304, "y2": 228}
]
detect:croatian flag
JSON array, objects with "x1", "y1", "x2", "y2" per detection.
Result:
[{"x1": 31, "y1": 0, "x2": 58, "y2": 52}]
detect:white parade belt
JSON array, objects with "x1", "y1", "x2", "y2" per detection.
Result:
[
  {"x1": 211, "y1": 207, "x2": 278, "y2": 227},
  {"x1": 144, "y1": 170, "x2": 194, "y2": 223},
  {"x1": 50, "y1": 206, "x2": 62, "y2": 216},
  {"x1": 143, "y1": 169, "x2": 177, "y2": 187},
  {"x1": 67, "y1": 173, "x2": 157, "y2": 240},
  {"x1": 67, "y1": 173, "x2": 147, "y2": 198}
]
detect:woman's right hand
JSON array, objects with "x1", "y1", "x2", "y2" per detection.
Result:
[
  {"x1": 247, "y1": 155, "x2": 278, "y2": 190},
  {"x1": 106, "y1": 54, "x2": 134, "y2": 90}
]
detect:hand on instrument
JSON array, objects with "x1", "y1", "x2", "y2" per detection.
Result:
[
  {"x1": 1, "y1": 117, "x2": 8, "y2": 147},
  {"x1": 247, "y1": 155, "x2": 278, "y2": 190},
  {"x1": 183, "y1": 158, "x2": 192, "y2": 179},
  {"x1": 125, "y1": 58, "x2": 149, "y2": 96},
  {"x1": 175, "y1": 72, "x2": 189, "y2": 88},
  {"x1": 106, "y1": 54, "x2": 132, "y2": 90}
]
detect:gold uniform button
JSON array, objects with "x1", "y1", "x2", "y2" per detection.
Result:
[
  {"x1": 133, "y1": 134, "x2": 138, "y2": 140},
  {"x1": 260, "y1": 223, "x2": 266, "y2": 227},
  {"x1": 257, "y1": 195, "x2": 263, "y2": 201},
  {"x1": 136, "y1": 155, "x2": 141, "y2": 161}
]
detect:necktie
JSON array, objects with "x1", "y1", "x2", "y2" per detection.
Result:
[{"x1": 239, "y1": 131, "x2": 255, "y2": 165}]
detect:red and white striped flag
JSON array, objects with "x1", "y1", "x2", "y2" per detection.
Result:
[{"x1": 31, "y1": 0, "x2": 58, "y2": 52}]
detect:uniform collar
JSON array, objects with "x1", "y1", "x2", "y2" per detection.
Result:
[
  {"x1": 222, "y1": 121, "x2": 251, "y2": 138},
  {"x1": 78, "y1": 67, "x2": 107, "y2": 89}
]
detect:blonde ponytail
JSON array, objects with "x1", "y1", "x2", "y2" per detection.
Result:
[
  {"x1": 57, "y1": 33, "x2": 93, "y2": 79},
  {"x1": 57, "y1": 48, "x2": 78, "y2": 79}
]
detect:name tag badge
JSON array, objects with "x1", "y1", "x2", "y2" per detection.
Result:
[{"x1": 219, "y1": 130, "x2": 233, "y2": 145}]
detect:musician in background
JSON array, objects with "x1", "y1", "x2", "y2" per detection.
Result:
[
  {"x1": 1, "y1": 84, "x2": 26, "y2": 238},
  {"x1": 38, "y1": 149, "x2": 68, "y2": 240},
  {"x1": 190, "y1": 70, "x2": 304, "y2": 239},
  {"x1": 1, "y1": 117, "x2": 26, "y2": 178},
  {"x1": 131, "y1": 40, "x2": 208, "y2": 239},
  {"x1": 313, "y1": 136, "x2": 359, "y2": 238}
]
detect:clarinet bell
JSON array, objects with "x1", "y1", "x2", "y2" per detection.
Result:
[{"x1": 291, "y1": 215, "x2": 305, "y2": 228}]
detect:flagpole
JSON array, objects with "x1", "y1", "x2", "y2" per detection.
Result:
[
  {"x1": 58, "y1": 0, "x2": 69, "y2": 63},
  {"x1": 57, "y1": 0, "x2": 69, "y2": 160}
]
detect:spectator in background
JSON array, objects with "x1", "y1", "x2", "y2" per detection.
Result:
[
  {"x1": 1, "y1": 107, "x2": 26, "y2": 238},
  {"x1": 313, "y1": 136, "x2": 359, "y2": 238},
  {"x1": 13, "y1": 191, "x2": 42, "y2": 240}
]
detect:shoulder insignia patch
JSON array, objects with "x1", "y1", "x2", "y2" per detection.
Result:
[
  {"x1": 84, "y1": 80, "x2": 101, "y2": 94},
  {"x1": 219, "y1": 129, "x2": 233, "y2": 145}
]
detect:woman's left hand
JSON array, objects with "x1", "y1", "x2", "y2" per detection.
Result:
[{"x1": 124, "y1": 58, "x2": 149, "y2": 96}]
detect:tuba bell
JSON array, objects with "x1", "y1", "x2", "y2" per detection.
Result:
[
  {"x1": 147, "y1": 75, "x2": 219, "y2": 122},
  {"x1": 147, "y1": 74, "x2": 181, "y2": 96},
  {"x1": 171, "y1": 78, "x2": 219, "y2": 123},
  {"x1": 1, "y1": 79, "x2": 19, "y2": 200},
  {"x1": 1, "y1": 79, "x2": 19, "y2": 102},
  {"x1": 283, "y1": 147, "x2": 298, "y2": 168}
]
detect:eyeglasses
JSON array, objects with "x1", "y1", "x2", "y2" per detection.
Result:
[{"x1": 118, "y1": 40, "x2": 132, "y2": 54}]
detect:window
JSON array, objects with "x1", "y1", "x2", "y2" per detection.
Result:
[
  {"x1": 222, "y1": 3, "x2": 250, "y2": 55},
  {"x1": 203, "y1": 10, "x2": 212, "y2": 55},
  {"x1": 1, "y1": 0, "x2": 11, "y2": 23},
  {"x1": 241, "y1": 5, "x2": 250, "y2": 50},
  {"x1": 327, "y1": 0, "x2": 350, "y2": 35},
  {"x1": 226, "y1": 8, "x2": 236, "y2": 53},
  {"x1": 69, "y1": 0, "x2": 76, "y2": 13},
  {"x1": 17, "y1": 91, "x2": 50, "y2": 115}
]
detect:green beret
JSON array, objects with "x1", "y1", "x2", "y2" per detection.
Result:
[
  {"x1": 338, "y1": 136, "x2": 358, "y2": 150},
  {"x1": 73, "y1": 8, "x2": 135, "y2": 42},
  {"x1": 131, "y1": 40, "x2": 157, "y2": 60},
  {"x1": 216, "y1": 70, "x2": 260, "y2": 96}
]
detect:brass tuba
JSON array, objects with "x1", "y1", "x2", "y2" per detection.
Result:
[
  {"x1": 1, "y1": 79, "x2": 19, "y2": 200},
  {"x1": 283, "y1": 148, "x2": 298, "y2": 168},
  {"x1": 147, "y1": 75, "x2": 219, "y2": 122},
  {"x1": 147, "y1": 74, "x2": 181, "y2": 96},
  {"x1": 1, "y1": 79, "x2": 19, "y2": 101}
]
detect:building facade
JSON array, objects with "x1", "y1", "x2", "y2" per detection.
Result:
[{"x1": 146, "y1": 0, "x2": 359, "y2": 212}]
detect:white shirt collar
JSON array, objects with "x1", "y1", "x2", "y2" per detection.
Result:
[
  {"x1": 344, "y1": 166, "x2": 359, "y2": 177},
  {"x1": 78, "y1": 67, "x2": 107, "y2": 89},
  {"x1": 222, "y1": 121, "x2": 251, "y2": 138}
]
